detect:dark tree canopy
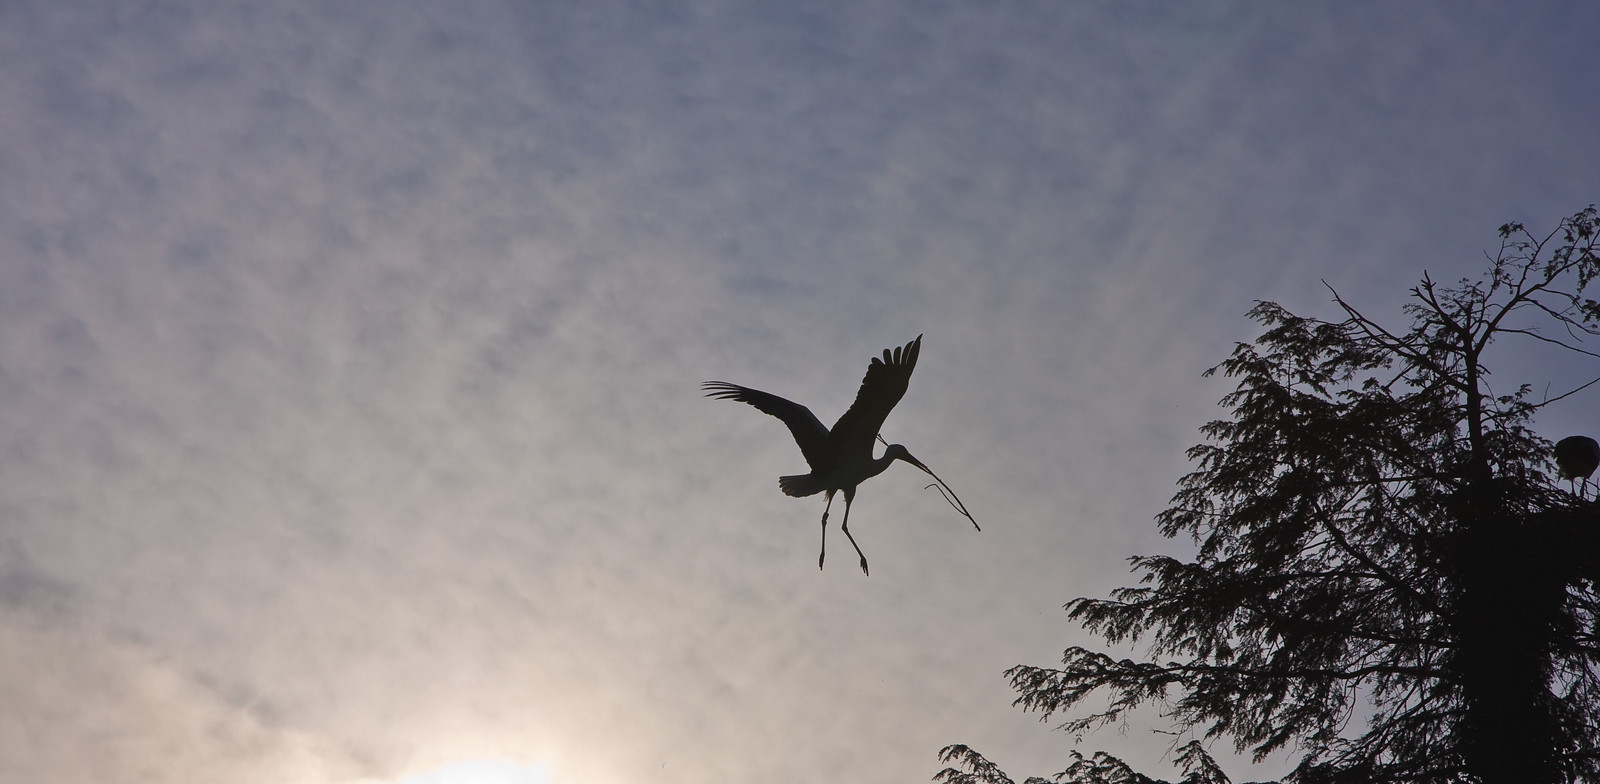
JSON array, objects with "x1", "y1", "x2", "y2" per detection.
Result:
[{"x1": 939, "y1": 208, "x2": 1600, "y2": 784}]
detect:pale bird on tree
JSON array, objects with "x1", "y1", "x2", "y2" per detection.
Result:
[
  {"x1": 1554, "y1": 435, "x2": 1600, "y2": 499},
  {"x1": 703, "y1": 335, "x2": 978, "y2": 575}
]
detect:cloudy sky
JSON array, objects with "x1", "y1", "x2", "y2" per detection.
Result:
[{"x1": 2, "y1": 2, "x2": 1597, "y2": 783}]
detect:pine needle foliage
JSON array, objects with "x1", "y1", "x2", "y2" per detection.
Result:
[{"x1": 940, "y1": 208, "x2": 1600, "y2": 784}]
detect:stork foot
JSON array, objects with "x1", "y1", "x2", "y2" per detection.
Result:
[{"x1": 840, "y1": 509, "x2": 869, "y2": 577}]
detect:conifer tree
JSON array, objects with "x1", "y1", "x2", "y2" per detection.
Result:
[{"x1": 939, "y1": 208, "x2": 1600, "y2": 784}]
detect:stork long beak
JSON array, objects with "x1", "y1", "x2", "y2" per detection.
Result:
[
  {"x1": 898, "y1": 449, "x2": 933, "y2": 476},
  {"x1": 898, "y1": 448, "x2": 981, "y2": 532}
]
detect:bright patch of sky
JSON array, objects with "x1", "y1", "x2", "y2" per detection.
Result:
[{"x1": 394, "y1": 759, "x2": 551, "y2": 784}]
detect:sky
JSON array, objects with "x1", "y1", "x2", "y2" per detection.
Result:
[{"x1": 1, "y1": 2, "x2": 1597, "y2": 783}]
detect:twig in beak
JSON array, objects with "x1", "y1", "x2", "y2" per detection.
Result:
[{"x1": 879, "y1": 435, "x2": 981, "y2": 531}]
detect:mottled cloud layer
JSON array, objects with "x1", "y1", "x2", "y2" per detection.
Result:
[{"x1": 1, "y1": 2, "x2": 1596, "y2": 783}]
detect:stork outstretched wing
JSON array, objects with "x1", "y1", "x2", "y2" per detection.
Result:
[
  {"x1": 701, "y1": 382, "x2": 830, "y2": 471},
  {"x1": 827, "y1": 335, "x2": 921, "y2": 454}
]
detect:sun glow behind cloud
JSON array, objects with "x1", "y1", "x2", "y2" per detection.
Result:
[{"x1": 392, "y1": 759, "x2": 553, "y2": 784}]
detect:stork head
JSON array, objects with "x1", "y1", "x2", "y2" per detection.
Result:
[{"x1": 882, "y1": 443, "x2": 932, "y2": 475}]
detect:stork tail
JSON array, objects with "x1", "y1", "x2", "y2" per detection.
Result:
[{"x1": 779, "y1": 473, "x2": 826, "y2": 497}]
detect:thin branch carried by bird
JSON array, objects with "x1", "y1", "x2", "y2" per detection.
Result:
[{"x1": 876, "y1": 433, "x2": 980, "y2": 531}]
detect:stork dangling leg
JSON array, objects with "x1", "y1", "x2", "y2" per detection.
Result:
[
  {"x1": 818, "y1": 490, "x2": 836, "y2": 569},
  {"x1": 838, "y1": 488, "x2": 869, "y2": 576}
]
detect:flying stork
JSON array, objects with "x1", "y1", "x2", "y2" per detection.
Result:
[
  {"x1": 1554, "y1": 435, "x2": 1600, "y2": 499},
  {"x1": 703, "y1": 335, "x2": 977, "y2": 575}
]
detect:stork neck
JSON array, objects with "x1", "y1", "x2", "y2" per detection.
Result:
[{"x1": 864, "y1": 451, "x2": 900, "y2": 480}]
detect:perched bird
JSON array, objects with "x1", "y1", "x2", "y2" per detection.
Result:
[
  {"x1": 704, "y1": 335, "x2": 972, "y2": 575},
  {"x1": 1555, "y1": 435, "x2": 1600, "y2": 499}
]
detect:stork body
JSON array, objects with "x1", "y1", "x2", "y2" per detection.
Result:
[
  {"x1": 1555, "y1": 435, "x2": 1600, "y2": 499},
  {"x1": 704, "y1": 335, "x2": 935, "y2": 575}
]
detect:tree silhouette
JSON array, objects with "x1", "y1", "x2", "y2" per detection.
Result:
[{"x1": 939, "y1": 208, "x2": 1600, "y2": 784}]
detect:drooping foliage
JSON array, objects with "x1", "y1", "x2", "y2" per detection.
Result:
[{"x1": 939, "y1": 208, "x2": 1600, "y2": 784}]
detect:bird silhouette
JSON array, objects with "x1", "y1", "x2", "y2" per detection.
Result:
[
  {"x1": 704, "y1": 335, "x2": 973, "y2": 575},
  {"x1": 1554, "y1": 435, "x2": 1600, "y2": 499}
]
